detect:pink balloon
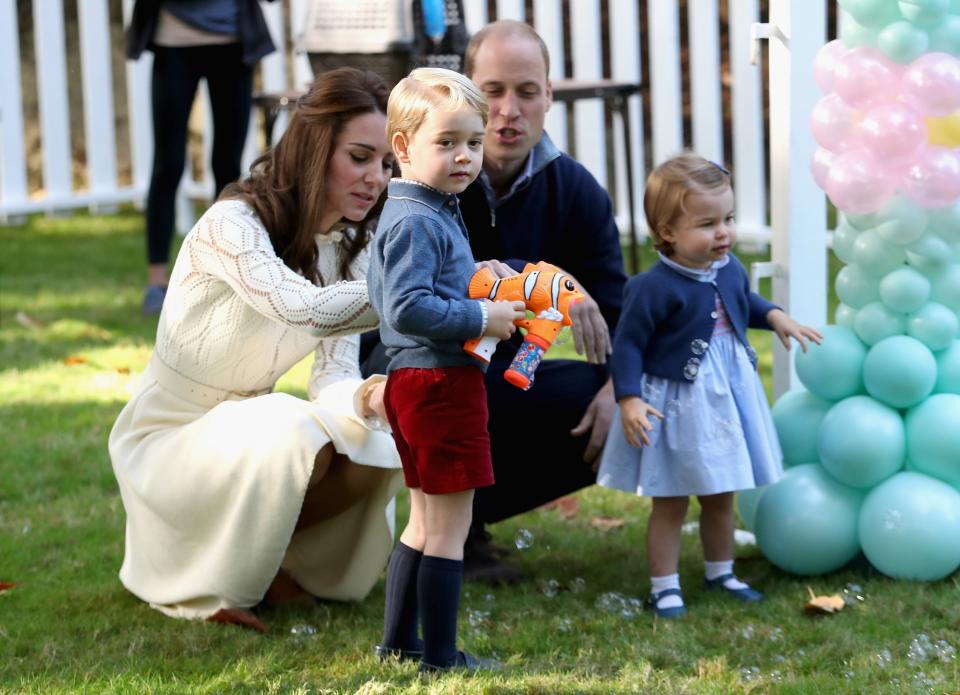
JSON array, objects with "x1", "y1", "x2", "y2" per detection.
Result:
[
  {"x1": 813, "y1": 39, "x2": 849, "y2": 93},
  {"x1": 811, "y1": 147, "x2": 837, "y2": 191},
  {"x1": 901, "y1": 146, "x2": 960, "y2": 209},
  {"x1": 833, "y1": 47, "x2": 902, "y2": 110},
  {"x1": 901, "y1": 52, "x2": 960, "y2": 117},
  {"x1": 811, "y1": 94, "x2": 860, "y2": 152},
  {"x1": 857, "y1": 102, "x2": 927, "y2": 163},
  {"x1": 827, "y1": 148, "x2": 897, "y2": 214}
]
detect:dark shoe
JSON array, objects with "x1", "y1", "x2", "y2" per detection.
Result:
[
  {"x1": 141, "y1": 285, "x2": 167, "y2": 316},
  {"x1": 463, "y1": 548, "x2": 526, "y2": 585},
  {"x1": 646, "y1": 587, "x2": 687, "y2": 618},
  {"x1": 704, "y1": 573, "x2": 764, "y2": 602},
  {"x1": 419, "y1": 650, "x2": 502, "y2": 674},
  {"x1": 374, "y1": 643, "x2": 423, "y2": 662}
]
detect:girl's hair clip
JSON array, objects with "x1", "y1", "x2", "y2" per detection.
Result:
[{"x1": 710, "y1": 160, "x2": 731, "y2": 176}]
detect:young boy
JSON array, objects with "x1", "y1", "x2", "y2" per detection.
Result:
[{"x1": 367, "y1": 68, "x2": 525, "y2": 673}]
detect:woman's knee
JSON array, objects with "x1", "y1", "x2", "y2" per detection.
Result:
[{"x1": 309, "y1": 444, "x2": 336, "y2": 487}]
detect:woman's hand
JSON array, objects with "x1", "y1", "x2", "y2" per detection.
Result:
[
  {"x1": 475, "y1": 259, "x2": 518, "y2": 278},
  {"x1": 620, "y1": 396, "x2": 664, "y2": 448},
  {"x1": 766, "y1": 309, "x2": 823, "y2": 353},
  {"x1": 362, "y1": 382, "x2": 387, "y2": 421}
]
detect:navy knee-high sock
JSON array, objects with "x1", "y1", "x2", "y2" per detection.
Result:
[
  {"x1": 418, "y1": 555, "x2": 463, "y2": 667},
  {"x1": 381, "y1": 542, "x2": 422, "y2": 650}
]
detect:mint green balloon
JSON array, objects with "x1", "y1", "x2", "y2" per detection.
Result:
[
  {"x1": 864, "y1": 335, "x2": 937, "y2": 407},
  {"x1": 928, "y1": 201, "x2": 960, "y2": 242},
  {"x1": 836, "y1": 302, "x2": 859, "y2": 328},
  {"x1": 772, "y1": 390, "x2": 835, "y2": 464},
  {"x1": 906, "y1": 248, "x2": 950, "y2": 274},
  {"x1": 898, "y1": 0, "x2": 949, "y2": 26},
  {"x1": 853, "y1": 230, "x2": 907, "y2": 275},
  {"x1": 873, "y1": 196, "x2": 929, "y2": 245},
  {"x1": 833, "y1": 220, "x2": 862, "y2": 265},
  {"x1": 908, "y1": 232, "x2": 953, "y2": 261},
  {"x1": 841, "y1": 11, "x2": 882, "y2": 46},
  {"x1": 907, "y1": 393, "x2": 960, "y2": 487},
  {"x1": 836, "y1": 264, "x2": 880, "y2": 308},
  {"x1": 795, "y1": 326, "x2": 867, "y2": 400},
  {"x1": 841, "y1": 0, "x2": 904, "y2": 27},
  {"x1": 935, "y1": 340, "x2": 960, "y2": 392},
  {"x1": 755, "y1": 464, "x2": 864, "y2": 576},
  {"x1": 879, "y1": 266, "x2": 931, "y2": 313},
  {"x1": 736, "y1": 486, "x2": 767, "y2": 533},
  {"x1": 931, "y1": 264, "x2": 960, "y2": 311},
  {"x1": 859, "y1": 471, "x2": 960, "y2": 580},
  {"x1": 928, "y1": 14, "x2": 960, "y2": 53},
  {"x1": 879, "y1": 20, "x2": 931, "y2": 61},
  {"x1": 845, "y1": 210, "x2": 877, "y2": 231},
  {"x1": 855, "y1": 301, "x2": 907, "y2": 344},
  {"x1": 907, "y1": 302, "x2": 959, "y2": 350},
  {"x1": 819, "y1": 395, "x2": 905, "y2": 488}
]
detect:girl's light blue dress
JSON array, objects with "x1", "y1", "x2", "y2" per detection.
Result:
[{"x1": 597, "y1": 255, "x2": 783, "y2": 498}]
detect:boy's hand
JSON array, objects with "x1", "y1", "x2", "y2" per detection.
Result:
[
  {"x1": 484, "y1": 299, "x2": 526, "y2": 340},
  {"x1": 620, "y1": 396, "x2": 664, "y2": 448},
  {"x1": 766, "y1": 309, "x2": 824, "y2": 353},
  {"x1": 362, "y1": 382, "x2": 387, "y2": 421}
]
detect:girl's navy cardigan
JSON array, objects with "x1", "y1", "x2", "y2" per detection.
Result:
[{"x1": 611, "y1": 254, "x2": 778, "y2": 401}]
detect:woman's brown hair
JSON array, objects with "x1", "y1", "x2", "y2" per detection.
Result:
[{"x1": 222, "y1": 68, "x2": 390, "y2": 285}]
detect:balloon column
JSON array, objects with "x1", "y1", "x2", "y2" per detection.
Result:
[{"x1": 748, "y1": 0, "x2": 960, "y2": 582}]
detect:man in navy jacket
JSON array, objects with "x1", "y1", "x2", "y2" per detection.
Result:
[{"x1": 362, "y1": 20, "x2": 627, "y2": 582}]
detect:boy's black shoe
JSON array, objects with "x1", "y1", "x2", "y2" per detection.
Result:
[{"x1": 374, "y1": 643, "x2": 423, "y2": 662}]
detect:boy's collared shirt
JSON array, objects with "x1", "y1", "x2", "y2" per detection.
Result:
[{"x1": 368, "y1": 179, "x2": 487, "y2": 373}]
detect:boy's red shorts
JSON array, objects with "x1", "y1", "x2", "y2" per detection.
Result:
[{"x1": 383, "y1": 366, "x2": 495, "y2": 495}]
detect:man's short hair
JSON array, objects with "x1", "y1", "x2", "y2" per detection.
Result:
[
  {"x1": 464, "y1": 20, "x2": 551, "y2": 79},
  {"x1": 386, "y1": 67, "x2": 489, "y2": 142}
]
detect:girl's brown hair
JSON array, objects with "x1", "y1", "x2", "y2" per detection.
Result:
[
  {"x1": 222, "y1": 68, "x2": 390, "y2": 285},
  {"x1": 643, "y1": 152, "x2": 731, "y2": 255}
]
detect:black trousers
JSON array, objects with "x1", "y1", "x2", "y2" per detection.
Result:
[
  {"x1": 360, "y1": 332, "x2": 606, "y2": 525},
  {"x1": 146, "y1": 44, "x2": 253, "y2": 265}
]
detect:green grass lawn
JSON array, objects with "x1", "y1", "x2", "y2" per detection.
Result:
[{"x1": 1, "y1": 209, "x2": 957, "y2": 694}]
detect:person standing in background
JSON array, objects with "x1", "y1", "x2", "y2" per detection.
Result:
[{"x1": 126, "y1": 0, "x2": 276, "y2": 315}]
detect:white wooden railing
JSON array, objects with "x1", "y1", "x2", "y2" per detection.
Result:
[{"x1": 0, "y1": 0, "x2": 831, "y2": 393}]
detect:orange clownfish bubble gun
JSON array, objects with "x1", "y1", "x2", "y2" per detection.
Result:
[{"x1": 463, "y1": 261, "x2": 584, "y2": 390}]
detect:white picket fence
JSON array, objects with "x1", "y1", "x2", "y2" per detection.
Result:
[{"x1": 0, "y1": 0, "x2": 831, "y2": 393}]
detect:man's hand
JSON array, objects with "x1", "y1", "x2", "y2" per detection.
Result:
[
  {"x1": 475, "y1": 258, "x2": 518, "y2": 279},
  {"x1": 619, "y1": 396, "x2": 664, "y2": 448},
  {"x1": 570, "y1": 378, "x2": 616, "y2": 468},
  {"x1": 568, "y1": 290, "x2": 611, "y2": 365}
]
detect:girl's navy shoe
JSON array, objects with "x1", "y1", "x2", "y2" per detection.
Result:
[
  {"x1": 704, "y1": 573, "x2": 764, "y2": 602},
  {"x1": 646, "y1": 587, "x2": 687, "y2": 618}
]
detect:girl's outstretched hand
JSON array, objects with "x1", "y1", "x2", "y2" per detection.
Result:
[
  {"x1": 619, "y1": 396, "x2": 664, "y2": 448},
  {"x1": 766, "y1": 309, "x2": 823, "y2": 353}
]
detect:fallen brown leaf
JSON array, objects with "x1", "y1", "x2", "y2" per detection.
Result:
[
  {"x1": 590, "y1": 516, "x2": 626, "y2": 530},
  {"x1": 15, "y1": 311, "x2": 43, "y2": 329},
  {"x1": 803, "y1": 586, "x2": 845, "y2": 615},
  {"x1": 0, "y1": 582, "x2": 15, "y2": 594},
  {"x1": 539, "y1": 495, "x2": 580, "y2": 519},
  {"x1": 64, "y1": 355, "x2": 88, "y2": 365},
  {"x1": 116, "y1": 366, "x2": 130, "y2": 374}
]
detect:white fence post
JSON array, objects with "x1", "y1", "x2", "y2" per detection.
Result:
[
  {"x1": 766, "y1": 0, "x2": 829, "y2": 397},
  {"x1": 0, "y1": 0, "x2": 28, "y2": 217},
  {"x1": 33, "y1": 0, "x2": 73, "y2": 205},
  {"x1": 534, "y1": 0, "x2": 568, "y2": 153},
  {"x1": 123, "y1": 0, "x2": 153, "y2": 206},
  {"x1": 570, "y1": 0, "x2": 605, "y2": 187},
  {"x1": 648, "y1": 0, "x2": 683, "y2": 165},
  {"x1": 78, "y1": 0, "x2": 118, "y2": 205},
  {"x1": 688, "y1": 0, "x2": 724, "y2": 164}
]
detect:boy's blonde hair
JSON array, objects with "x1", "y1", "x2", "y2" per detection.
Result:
[
  {"x1": 386, "y1": 67, "x2": 488, "y2": 144},
  {"x1": 644, "y1": 152, "x2": 732, "y2": 255}
]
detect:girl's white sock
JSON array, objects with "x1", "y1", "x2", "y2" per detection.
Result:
[
  {"x1": 650, "y1": 573, "x2": 683, "y2": 609},
  {"x1": 704, "y1": 559, "x2": 749, "y2": 589}
]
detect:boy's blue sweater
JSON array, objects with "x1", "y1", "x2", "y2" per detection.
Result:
[
  {"x1": 611, "y1": 254, "x2": 778, "y2": 401},
  {"x1": 367, "y1": 179, "x2": 486, "y2": 373}
]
